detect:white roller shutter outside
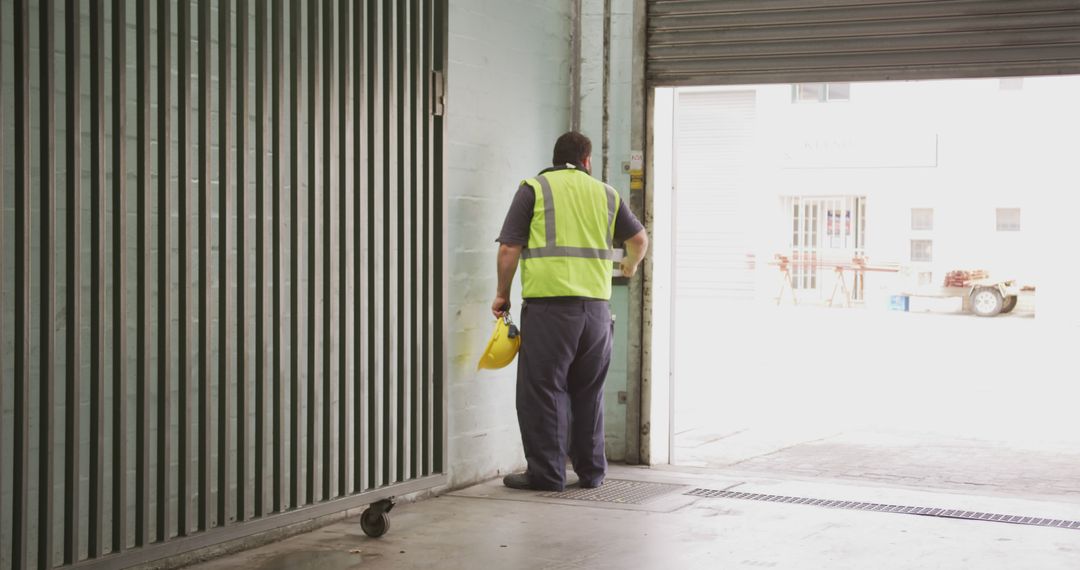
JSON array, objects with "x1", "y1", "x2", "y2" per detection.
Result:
[{"x1": 674, "y1": 90, "x2": 756, "y2": 302}]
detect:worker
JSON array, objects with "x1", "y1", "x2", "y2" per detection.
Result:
[{"x1": 492, "y1": 132, "x2": 649, "y2": 491}]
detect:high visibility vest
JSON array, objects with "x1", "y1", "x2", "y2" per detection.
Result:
[{"x1": 520, "y1": 166, "x2": 619, "y2": 300}]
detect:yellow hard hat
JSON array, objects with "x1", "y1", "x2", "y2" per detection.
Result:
[{"x1": 477, "y1": 314, "x2": 521, "y2": 370}]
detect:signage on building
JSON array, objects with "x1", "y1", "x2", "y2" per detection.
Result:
[{"x1": 781, "y1": 132, "x2": 939, "y2": 169}]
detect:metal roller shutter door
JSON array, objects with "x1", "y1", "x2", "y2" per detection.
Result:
[{"x1": 648, "y1": 0, "x2": 1080, "y2": 86}]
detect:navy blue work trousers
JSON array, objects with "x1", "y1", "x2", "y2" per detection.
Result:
[{"x1": 516, "y1": 299, "x2": 612, "y2": 491}]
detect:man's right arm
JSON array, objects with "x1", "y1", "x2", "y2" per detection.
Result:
[
  {"x1": 492, "y1": 244, "x2": 523, "y2": 317},
  {"x1": 613, "y1": 199, "x2": 648, "y2": 277},
  {"x1": 492, "y1": 184, "x2": 535, "y2": 316}
]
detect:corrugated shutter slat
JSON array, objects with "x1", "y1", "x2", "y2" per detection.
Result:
[{"x1": 648, "y1": 0, "x2": 1080, "y2": 86}]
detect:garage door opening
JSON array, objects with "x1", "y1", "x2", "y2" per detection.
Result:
[{"x1": 653, "y1": 76, "x2": 1080, "y2": 500}]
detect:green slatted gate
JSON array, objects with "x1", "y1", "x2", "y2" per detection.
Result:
[{"x1": 0, "y1": 1, "x2": 448, "y2": 568}]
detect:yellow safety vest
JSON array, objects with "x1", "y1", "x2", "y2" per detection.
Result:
[{"x1": 520, "y1": 167, "x2": 619, "y2": 300}]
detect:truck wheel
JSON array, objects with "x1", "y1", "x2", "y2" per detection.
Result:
[
  {"x1": 972, "y1": 287, "x2": 1003, "y2": 317},
  {"x1": 1001, "y1": 295, "x2": 1018, "y2": 314}
]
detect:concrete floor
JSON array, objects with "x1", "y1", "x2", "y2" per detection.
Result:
[
  {"x1": 676, "y1": 426, "x2": 1080, "y2": 500},
  {"x1": 192, "y1": 465, "x2": 1080, "y2": 569},
  {"x1": 673, "y1": 304, "x2": 1080, "y2": 499},
  {"x1": 190, "y1": 307, "x2": 1080, "y2": 569},
  {"x1": 675, "y1": 304, "x2": 1070, "y2": 441}
]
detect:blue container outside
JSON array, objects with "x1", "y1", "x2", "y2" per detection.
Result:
[{"x1": 889, "y1": 295, "x2": 910, "y2": 311}]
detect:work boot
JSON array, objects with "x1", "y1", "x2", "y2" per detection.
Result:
[
  {"x1": 502, "y1": 472, "x2": 577, "y2": 491},
  {"x1": 502, "y1": 473, "x2": 537, "y2": 490},
  {"x1": 579, "y1": 478, "x2": 604, "y2": 489}
]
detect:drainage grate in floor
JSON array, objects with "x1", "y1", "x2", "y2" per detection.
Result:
[
  {"x1": 539, "y1": 479, "x2": 685, "y2": 505},
  {"x1": 686, "y1": 489, "x2": 1080, "y2": 530}
]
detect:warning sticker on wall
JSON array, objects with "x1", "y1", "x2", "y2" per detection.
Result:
[{"x1": 629, "y1": 150, "x2": 644, "y2": 175}]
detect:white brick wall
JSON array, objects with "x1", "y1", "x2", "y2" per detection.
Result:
[{"x1": 445, "y1": 0, "x2": 572, "y2": 488}]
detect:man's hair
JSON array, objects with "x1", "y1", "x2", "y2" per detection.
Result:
[{"x1": 552, "y1": 131, "x2": 592, "y2": 168}]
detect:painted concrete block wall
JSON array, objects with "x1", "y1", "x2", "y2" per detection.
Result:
[{"x1": 445, "y1": 0, "x2": 572, "y2": 487}]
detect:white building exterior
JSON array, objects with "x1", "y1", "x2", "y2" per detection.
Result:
[{"x1": 672, "y1": 76, "x2": 1080, "y2": 313}]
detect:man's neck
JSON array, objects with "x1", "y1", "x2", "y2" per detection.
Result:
[{"x1": 540, "y1": 163, "x2": 589, "y2": 175}]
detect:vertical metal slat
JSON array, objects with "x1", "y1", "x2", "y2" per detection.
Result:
[
  {"x1": 198, "y1": 0, "x2": 212, "y2": 532},
  {"x1": 270, "y1": 0, "x2": 285, "y2": 513},
  {"x1": 89, "y1": 0, "x2": 107, "y2": 556},
  {"x1": 369, "y1": 0, "x2": 383, "y2": 490},
  {"x1": 405, "y1": 0, "x2": 416, "y2": 481},
  {"x1": 396, "y1": 0, "x2": 409, "y2": 485},
  {"x1": 409, "y1": 0, "x2": 421, "y2": 480},
  {"x1": 434, "y1": 0, "x2": 446, "y2": 475},
  {"x1": 0, "y1": 2, "x2": 4, "y2": 560},
  {"x1": 135, "y1": 0, "x2": 151, "y2": 546},
  {"x1": 177, "y1": 0, "x2": 193, "y2": 538},
  {"x1": 157, "y1": 0, "x2": 173, "y2": 544},
  {"x1": 353, "y1": 0, "x2": 368, "y2": 494},
  {"x1": 386, "y1": 0, "x2": 399, "y2": 487},
  {"x1": 415, "y1": 0, "x2": 426, "y2": 479},
  {"x1": 64, "y1": 0, "x2": 83, "y2": 561},
  {"x1": 423, "y1": 0, "x2": 434, "y2": 477},
  {"x1": 382, "y1": 0, "x2": 393, "y2": 489},
  {"x1": 254, "y1": 0, "x2": 268, "y2": 520},
  {"x1": 307, "y1": 0, "x2": 321, "y2": 504},
  {"x1": 289, "y1": 0, "x2": 303, "y2": 510},
  {"x1": 111, "y1": 0, "x2": 129, "y2": 553},
  {"x1": 219, "y1": 0, "x2": 233, "y2": 528},
  {"x1": 12, "y1": 0, "x2": 31, "y2": 565},
  {"x1": 0, "y1": 0, "x2": 3, "y2": 561},
  {"x1": 236, "y1": 0, "x2": 250, "y2": 524},
  {"x1": 322, "y1": 0, "x2": 334, "y2": 502},
  {"x1": 339, "y1": 0, "x2": 352, "y2": 497},
  {"x1": 40, "y1": 0, "x2": 57, "y2": 563}
]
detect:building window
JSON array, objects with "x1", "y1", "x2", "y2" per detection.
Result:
[
  {"x1": 999, "y1": 77, "x2": 1024, "y2": 91},
  {"x1": 911, "y1": 208, "x2": 934, "y2": 231},
  {"x1": 827, "y1": 83, "x2": 850, "y2": 101},
  {"x1": 997, "y1": 208, "x2": 1021, "y2": 231},
  {"x1": 793, "y1": 82, "x2": 851, "y2": 103},
  {"x1": 911, "y1": 239, "x2": 933, "y2": 262}
]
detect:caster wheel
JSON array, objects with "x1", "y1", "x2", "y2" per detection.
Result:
[{"x1": 361, "y1": 509, "x2": 391, "y2": 538}]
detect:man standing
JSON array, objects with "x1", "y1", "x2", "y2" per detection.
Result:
[{"x1": 493, "y1": 132, "x2": 649, "y2": 491}]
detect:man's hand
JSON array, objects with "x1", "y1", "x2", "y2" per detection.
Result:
[
  {"x1": 492, "y1": 296, "x2": 510, "y2": 318},
  {"x1": 620, "y1": 229, "x2": 649, "y2": 279}
]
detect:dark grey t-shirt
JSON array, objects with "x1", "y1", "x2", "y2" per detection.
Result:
[{"x1": 496, "y1": 182, "x2": 644, "y2": 247}]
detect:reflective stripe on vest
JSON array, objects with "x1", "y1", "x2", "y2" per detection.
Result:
[
  {"x1": 520, "y1": 173, "x2": 618, "y2": 261},
  {"x1": 520, "y1": 169, "x2": 619, "y2": 299}
]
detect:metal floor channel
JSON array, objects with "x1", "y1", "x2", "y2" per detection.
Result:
[
  {"x1": 687, "y1": 489, "x2": 1080, "y2": 530},
  {"x1": 540, "y1": 480, "x2": 686, "y2": 505}
]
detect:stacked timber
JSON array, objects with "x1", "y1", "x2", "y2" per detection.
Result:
[{"x1": 944, "y1": 269, "x2": 989, "y2": 287}]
